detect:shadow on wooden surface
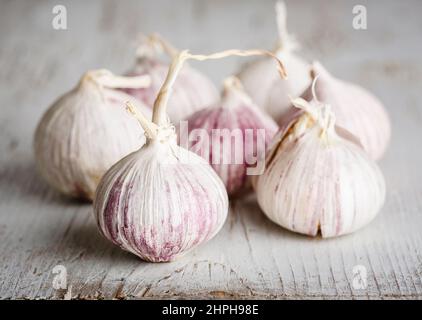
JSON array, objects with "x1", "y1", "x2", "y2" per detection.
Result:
[{"x1": 0, "y1": 156, "x2": 86, "y2": 206}]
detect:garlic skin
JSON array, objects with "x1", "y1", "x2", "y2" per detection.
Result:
[
  {"x1": 34, "y1": 70, "x2": 151, "y2": 200},
  {"x1": 94, "y1": 49, "x2": 284, "y2": 262},
  {"x1": 237, "y1": 1, "x2": 311, "y2": 120},
  {"x1": 254, "y1": 99, "x2": 386, "y2": 238},
  {"x1": 94, "y1": 133, "x2": 228, "y2": 262},
  {"x1": 180, "y1": 77, "x2": 278, "y2": 196},
  {"x1": 123, "y1": 35, "x2": 219, "y2": 123},
  {"x1": 286, "y1": 62, "x2": 391, "y2": 160}
]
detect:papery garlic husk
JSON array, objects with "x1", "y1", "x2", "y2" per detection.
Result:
[
  {"x1": 254, "y1": 98, "x2": 386, "y2": 238},
  {"x1": 94, "y1": 127, "x2": 228, "y2": 262},
  {"x1": 282, "y1": 62, "x2": 391, "y2": 160},
  {"x1": 237, "y1": 1, "x2": 311, "y2": 120},
  {"x1": 123, "y1": 34, "x2": 219, "y2": 123},
  {"x1": 180, "y1": 76, "x2": 278, "y2": 196},
  {"x1": 94, "y1": 49, "x2": 285, "y2": 262},
  {"x1": 34, "y1": 69, "x2": 152, "y2": 200}
]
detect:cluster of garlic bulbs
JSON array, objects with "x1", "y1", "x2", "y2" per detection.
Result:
[
  {"x1": 94, "y1": 49, "x2": 285, "y2": 261},
  {"x1": 181, "y1": 76, "x2": 278, "y2": 196},
  {"x1": 238, "y1": 1, "x2": 311, "y2": 120},
  {"x1": 123, "y1": 34, "x2": 219, "y2": 124},
  {"x1": 34, "y1": 69, "x2": 152, "y2": 200},
  {"x1": 238, "y1": 1, "x2": 390, "y2": 161},
  {"x1": 280, "y1": 62, "x2": 391, "y2": 160},
  {"x1": 33, "y1": 1, "x2": 391, "y2": 264},
  {"x1": 254, "y1": 89, "x2": 386, "y2": 237}
]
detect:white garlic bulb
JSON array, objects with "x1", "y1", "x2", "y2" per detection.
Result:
[
  {"x1": 94, "y1": 124, "x2": 228, "y2": 262},
  {"x1": 34, "y1": 69, "x2": 152, "y2": 200},
  {"x1": 180, "y1": 76, "x2": 278, "y2": 196},
  {"x1": 237, "y1": 1, "x2": 311, "y2": 120},
  {"x1": 123, "y1": 34, "x2": 219, "y2": 124},
  {"x1": 94, "y1": 49, "x2": 285, "y2": 262},
  {"x1": 254, "y1": 96, "x2": 386, "y2": 238},
  {"x1": 284, "y1": 62, "x2": 391, "y2": 160}
]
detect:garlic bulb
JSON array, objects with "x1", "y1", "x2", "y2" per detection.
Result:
[
  {"x1": 284, "y1": 62, "x2": 391, "y2": 160},
  {"x1": 237, "y1": 1, "x2": 311, "y2": 120},
  {"x1": 94, "y1": 119, "x2": 228, "y2": 262},
  {"x1": 34, "y1": 69, "x2": 152, "y2": 200},
  {"x1": 123, "y1": 34, "x2": 219, "y2": 124},
  {"x1": 254, "y1": 95, "x2": 386, "y2": 238},
  {"x1": 94, "y1": 49, "x2": 285, "y2": 262},
  {"x1": 180, "y1": 76, "x2": 279, "y2": 196}
]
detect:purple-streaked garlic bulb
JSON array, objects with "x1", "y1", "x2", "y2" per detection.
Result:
[
  {"x1": 94, "y1": 114, "x2": 228, "y2": 262},
  {"x1": 123, "y1": 34, "x2": 219, "y2": 124},
  {"x1": 34, "y1": 70, "x2": 151, "y2": 201},
  {"x1": 94, "y1": 49, "x2": 285, "y2": 262},
  {"x1": 280, "y1": 62, "x2": 391, "y2": 160},
  {"x1": 180, "y1": 76, "x2": 278, "y2": 196},
  {"x1": 254, "y1": 97, "x2": 386, "y2": 238},
  {"x1": 237, "y1": 1, "x2": 311, "y2": 120}
]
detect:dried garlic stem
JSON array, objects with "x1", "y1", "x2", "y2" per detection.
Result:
[
  {"x1": 311, "y1": 74, "x2": 320, "y2": 103},
  {"x1": 126, "y1": 101, "x2": 158, "y2": 140},
  {"x1": 223, "y1": 76, "x2": 243, "y2": 92},
  {"x1": 290, "y1": 75, "x2": 321, "y2": 119},
  {"x1": 136, "y1": 33, "x2": 179, "y2": 59},
  {"x1": 148, "y1": 33, "x2": 179, "y2": 57},
  {"x1": 291, "y1": 96, "x2": 336, "y2": 139},
  {"x1": 310, "y1": 62, "x2": 331, "y2": 81},
  {"x1": 153, "y1": 49, "x2": 287, "y2": 126},
  {"x1": 290, "y1": 97, "x2": 318, "y2": 119},
  {"x1": 275, "y1": 1, "x2": 298, "y2": 52},
  {"x1": 83, "y1": 69, "x2": 151, "y2": 89},
  {"x1": 319, "y1": 105, "x2": 336, "y2": 139}
]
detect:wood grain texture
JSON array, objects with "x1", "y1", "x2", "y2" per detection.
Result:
[{"x1": 1, "y1": 0, "x2": 422, "y2": 299}]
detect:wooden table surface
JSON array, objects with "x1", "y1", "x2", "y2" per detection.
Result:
[{"x1": 1, "y1": 0, "x2": 422, "y2": 299}]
